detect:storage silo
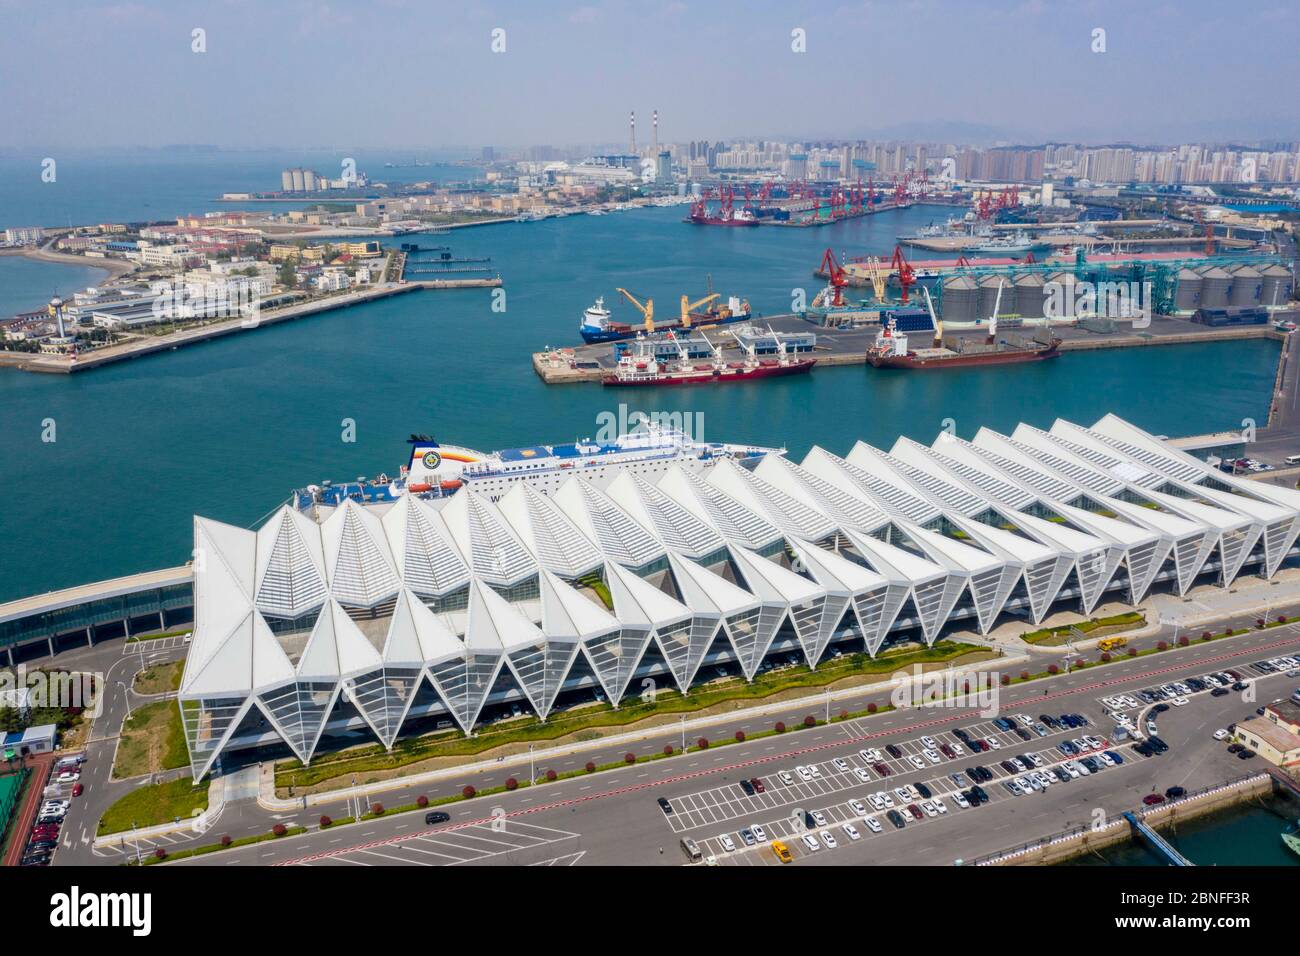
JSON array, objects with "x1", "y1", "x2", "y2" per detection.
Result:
[
  {"x1": 1259, "y1": 264, "x2": 1295, "y2": 308},
  {"x1": 1229, "y1": 266, "x2": 1262, "y2": 306},
  {"x1": 1199, "y1": 266, "x2": 1231, "y2": 308},
  {"x1": 1015, "y1": 272, "x2": 1045, "y2": 318},
  {"x1": 1173, "y1": 267, "x2": 1202, "y2": 312},
  {"x1": 1044, "y1": 271, "x2": 1076, "y2": 320},
  {"x1": 978, "y1": 274, "x2": 1015, "y2": 320},
  {"x1": 939, "y1": 275, "x2": 977, "y2": 324}
]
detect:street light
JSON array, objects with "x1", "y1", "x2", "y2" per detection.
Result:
[
  {"x1": 528, "y1": 743, "x2": 535, "y2": 784},
  {"x1": 680, "y1": 715, "x2": 686, "y2": 752},
  {"x1": 120, "y1": 681, "x2": 132, "y2": 722}
]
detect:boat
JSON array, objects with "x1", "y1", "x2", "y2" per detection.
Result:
[
  {"x1": 966, "y1": 230, "x2": 1040, "y2": 256},
  {"x1": 578, "y1": 291, "x2": 753, "y2": 344},
  {"x1": 1283, "y1": 824, "x2": 1300, "y2": 860},
  {"x1": 866, "y1": 284, "x2": 1061, "y2": 369},
  {"x1": 602, "y1": 331, "x2": 815, "y2": 387},
  {"x1": 291, "y1": 427, "x2": 782, "y2": 510}
]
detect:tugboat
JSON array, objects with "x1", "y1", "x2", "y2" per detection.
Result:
[{"x1": 602, "y1": 330, "x2": 815, "y2": 387}]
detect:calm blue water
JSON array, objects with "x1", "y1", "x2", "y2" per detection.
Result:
[
  {"x1": 0, "y1": 256, "x2": 109, "y2": 317},
  {"x1": 0, "y1": 149, "x2": 473, "y2": 230},
  {"x1": 0, "y1": 189, "x2": 1281, "y2": 602}
]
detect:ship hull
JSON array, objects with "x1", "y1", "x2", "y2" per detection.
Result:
[
  {"x1": 868, "y1": 344, "x2": 1060, "y2": 369},
  {"x1": 580, "y1": 311, "x2": 753, "y2": 344},
  {"x1": 603, "y1": 359, "x2": 816, "y2": 387},
  {"x1": 683, "y1": 217, "x2": 760, "y2": 227}
]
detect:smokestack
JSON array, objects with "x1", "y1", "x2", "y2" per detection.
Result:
[
  {"x1": 629, "y1": 111, "x2": 636, "y2": 155},
  {"x1": 653, "y1": 109, "x2": 659, "y2": 151}
]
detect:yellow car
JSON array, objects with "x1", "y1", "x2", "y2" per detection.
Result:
[{"x1": 772, "y1": 840, "x2": 793, "y2": 864}]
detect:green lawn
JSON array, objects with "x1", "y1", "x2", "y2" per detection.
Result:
[
  {"x1": 133, "y1": 660, "x2": 184, "y2": 696},
  {"x1": 97, "y1": 777, "x2": 210, "y2": 835},
  {"x1": 114, "y1": 700, "x2": 188, "y2": 779},
  {"x1": 1020, "y1": 611, "x2": 1146, "y2": 646},
  {"x1": 275, "y1": 640, "x2": 986, "y2": 790}
]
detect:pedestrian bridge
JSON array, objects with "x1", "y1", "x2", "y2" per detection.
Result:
[{"x1": 1122, "y1": 811, "x2": 1194, "y2": 866}]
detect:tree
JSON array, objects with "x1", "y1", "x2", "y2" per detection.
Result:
[
  {"x1": 416, "y1": 795, "x2": 429, "y2": 808},
  {"x1": 462, "y1": 785, "x2": 476, "y2": 799},
  {"x1": 1020, "y1": 671, "x2": 1030, "y2": 681},
  {"x1": 220, "y1": 834, "x2": 233, "y2": 846},
  {"x1": 696, "y1": 737, "x2": 709, "y2": 749},
  {"x1": 1000, "y1": 674, "x2": 1011, "y2": 686},
  {"x1": 1100, "y1": 652, "x2": 1112, "y2": 663},
  {"x1": 867, "y1": 703, "x2": 877, "y2": 714},
  {"x1": 505, "y1": 777, "x2": 518, "y2": 791},
  {"x1": 545, "y1": 769, "x2": 557, "y2": 782},
  {"x1": 318, "y1": 817, "x2": 331, "y2": 829},
  {"x1": 803, "y1": 715, "x2": 816, "y2": 728},
  {"x1": 774, "y1": 721, "x2": 786, "y2": 733},
  {"x1": 624, "y1": 752, "x2": 636, "y2": 764},
  {"x1": 1178, "y1": 635, "x2": 1189, "y2": 647},
  {"x1": 154, "y1": 847, "x2": 167, "y2": 860},
  {"x1": 734, "y1": 730, "x2": 745, "y2": 742},
  {"x1": 662, "y1": 745, "x2": 674, "y2": 756},
  {"x1": 1047, "y1": 664, "x2": 1059, "y2": 675},
  {"x1": 1156, "y1": 641, "x2": 1168, "y2": 652},
  {"x1": 272, "y1": 823, "x2": 287, "y2": 837},
  {"x1": 369, "y1": 803, "x2": 384, "y2": 816},
  {"x1": 584, "y1": 762, "x2": 596, "y2": 773}
]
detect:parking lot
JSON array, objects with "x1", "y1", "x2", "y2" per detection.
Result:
[
  {"x1": 274, "y1": 819, "x2": 582, "y2": 868},
  {"x1": 663, "y1": 650, "x2": 1300, "y2": 866}
]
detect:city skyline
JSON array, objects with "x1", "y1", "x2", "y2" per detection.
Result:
[{"x1": 2, "y1": 0, "x2": 1298, "y2": 149}]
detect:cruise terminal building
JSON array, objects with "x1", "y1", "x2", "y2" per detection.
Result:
[{"x1": 179, "y1": 414, "x2": 1300, "y2": 779}]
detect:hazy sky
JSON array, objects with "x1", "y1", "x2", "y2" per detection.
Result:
[{"x1": 3, "y1": 0, "x2": 1297, "y2": 150}]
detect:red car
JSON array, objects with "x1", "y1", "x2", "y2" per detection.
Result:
[
  {"x1": 873, "y1": 762, "x2": 892, "y2": 777},
  {"x1": 71, "y1": 783, "x2": 83, "y2": 798},
  {"x1": 906, "y1": 803, "x2": 924, "y2": 820},
  {"x1": 749, "y1": 777, "x2": 765, "y2": 794},
  {"x1": 1142, "y1": 793, "x2": 1166, "y2": 806}
]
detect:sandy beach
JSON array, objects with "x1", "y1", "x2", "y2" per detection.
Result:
[{"x1": 0, "y1": 243, "x2": 136, "y2": 279}]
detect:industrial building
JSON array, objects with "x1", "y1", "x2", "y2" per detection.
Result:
[{"x1": 179, "y1": 415, "x2": 1300, "y2": 779}]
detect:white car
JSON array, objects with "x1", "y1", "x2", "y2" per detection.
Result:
[
  {"x1": 1213, "y1": 728, "x2": 1229, "y2": 741},
  {"x1": 848, "y1": 798, "x2": 868, "y2": 816},
  {"x1": 905, "y1": 785, "x2": 923, "y2": 801},
  {"x1": 864, "y1": 815, "x2": 883, "y2": 833},
  {"x1": 833, "y1": 757, "x2": 851, "y2": 773},
  {"x1": 893, "y1": 787, "x2": 910, "y2": 804},
  {"x1": 1098, "y1": 752, "x2": 1115, "y2": 767},
  {"x1": 949, "y1": 741, "x2": 965, "y2": 755},
  {"x1": 1005, "y1": 779, "x2": 1024, "y2": 795},
  {"x1": 932, "y1": 796, "x2": 948, "y2": 813},
  {"x1": 858, "y1": 749, "x2": 874, "y2": 763},
  {"x1": 987, "y1": 737, "x2": 1002, "y2": 750},
  {"x1": 922, "y1": 749, "x2": 941, "y2": 764},
  {"x1": 719, "y1": 834, "x2": 736, "y2": 852},
  {"x1": 811, "y1": 811, "x2": 827, "y2": 827},
  {"x1": 1010, "y1": 758, "x2": 1027, "y2": 773},
  {"x1": 1017, "y1": 714, "x2": 1034, "y2": 726},
  {"x1": 1063, "y1": 762, "x2": 1081, "y2": 778},
  {"x1": 809, "y1": 764, "x2": 823, "y2": 778},
  {"x1": 1171, "y1": 696, "x2": 1189, "y2": 707},
  {"x1": 920, "y1": 801, "x2": 938, "y2": 817},
  {"x1": 1072, "y1": 760, "x2": 1091, "y2": 776},
  {"x1": 854, "y1": 767, "x2": 871, "y2": 783},
  {"x1": 868, "y1": 793, "x2": 886, "y2": 811},
  {"x1": 820, "y1": 829, "x2": 838, "y2": 849},
  {"x1": 952, "y1": 791, "x2": 970, "y2": 809},
  {"x1": 908, "y1": 755, "x2": 927, "y2": 770},
  {"x1": 751, "y1": 824, "x2": 768, "y2": 842},
  {"x1": 802, "y1": 834, "x2": 821, "y2": 852},
  {"x1": 841, "y1": 822, "x2": 861, "y2": 841},
  {"x1": 920, "y1": 735, "x2": 937, "y2": 749},
  {"x1": 796, "y1": 765, "x2": 813, "y2": 781},
  {"x1": 1026, "y1": 753, "x2": 1045, "y2": 768},
  {"x1": 1146, "y1": 721, "x2": 1159, "y2": 735},
  {"x1": 779, "y1": 771, "x2": 795, "y2": 786}
]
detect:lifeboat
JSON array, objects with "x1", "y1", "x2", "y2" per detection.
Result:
[
  {"x1": 440, "y1": 479, "x2": 463, "y2": 491},
  {"x1": 408, "y1": 482, "x2": 434, "y2": 493}
]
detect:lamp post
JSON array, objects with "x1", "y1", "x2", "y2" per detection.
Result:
[
  {"x1": 679, "y1": 715, "x2": 686, "y2": 752},
  {"x1": 528, "y1": 743, "x2": 535, "y2": 784}
]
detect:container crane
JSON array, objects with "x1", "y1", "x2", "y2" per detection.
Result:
[
  {"x1": 680, "y1": 292, "x2": 720, "y2": 328},
  {"x1": 616, "y1": 287, "x2": 655, "y2": 333},
  {"x1": 865, "y1": 256, "x2": 887, "y2": 303}
]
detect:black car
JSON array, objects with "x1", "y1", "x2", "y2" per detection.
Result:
[
  {"x1": 1001, "y1": 759, "x2": 1018, "y2": 774},
  {"x1": 1210, "y1": 687, "x2": 1230, "y2": 697},
  {"x1": 885, "y1": 743, "x2": 904, "y2": 759},
  {"x1": 953, "y1": 727, "x2": 971, "y2": 741},
  {"x1": 1232, "y1": 682, "x2": 1249, "y2": 691},
  {"x1": 738, "y1": 779, "x2": 755, "y2": 796},
  {"x1": 1053, "y1": 767, "x2": 1071, "y2": 783},
  {"x1": 1238, "y1": 748, "x2": 1257, "y2": 760},
  {"x1": 657, "y1": 797, "x2": 674, "y2": 815},
  {"x1": 1039, "y1": 714, "x2": 1059, "y2": 729},
  {"x1": 1060, "y1": 714, "x2": 1077, "y2": 728},
  {"x1": 1165, "y1": 786, "x2": 1186, "y2": 799},
  {"x1": 1013, "y1": 727, "x2": 1032, "y2": 742},
  {"x1": 1153, "y1": 703, "x2": 1170, "y2": 714},
  {"x1": 965, "y1": 767, "x2": 982, "y2": 784},
  {"x1": 971, "y1": 784, "x2": 990, "y2": 803},
  {"x1": 886, "y1": 809, "x2": 906, "y2": 829},
  {"x1": 1148, "y1": 736, "x2": 1169, "y2": 754},
  {"x1": 976, "y1": 765, "x2": 993, "y2": 782},
  {"x1": 914, "y1": 781, "x2": 932, "y2": 799},
  {"x1": 1133, "y1": 741, "x2": 1154, "y2": 756},
  {"x1": 424, "y1": 811, "x2": 450, "y2": 825}
]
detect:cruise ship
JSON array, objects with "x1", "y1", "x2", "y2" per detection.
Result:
[{"x1": 291, "y1": 427, "x2": 782, "y2": 512}]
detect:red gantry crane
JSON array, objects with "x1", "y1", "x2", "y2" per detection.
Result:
[{"x1": 819, "y1": 248, "x2": 849, "y2": 307}]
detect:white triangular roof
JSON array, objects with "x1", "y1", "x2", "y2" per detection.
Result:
[
  {"x1": 666, "y1": 551, "x2": 760, "y2": 617},
  {"x1": 539, "y1": 569, "x2": 618, "y2": 640},
  {"x1": 605, "y1": 561, "x2": 691, "y2": 628},
  {"x1": 297, "y1": 599, "x2": 383, "y2": 679},
  {"x1": 729, "y1": 545, "x2": 825, "y2": 605},
  {"x1": 466, "y1": 578, "x2": 543, "y2": 653}
]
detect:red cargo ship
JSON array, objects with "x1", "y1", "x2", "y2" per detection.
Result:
[{"x1": 602, "y1": 332, "x2": 815, "y2": 387}]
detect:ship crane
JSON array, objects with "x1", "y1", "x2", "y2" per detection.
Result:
[
  {"x1": 680, "y1": 292, "x2": 719, "y2": 329},
  {"x1": 922, "y1": 286, "x2": 944, "y2": 348},
  {"x1": 865, "y1": 256, "x2": 888, "y2": 303},
  {"x1": 616, "y1": 287, "x2": 655, "y2": 333}
]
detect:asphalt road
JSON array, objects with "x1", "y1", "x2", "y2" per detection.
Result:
[{"x1": 162, "y1": 621, "x2": 1298, "y2": 867}]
